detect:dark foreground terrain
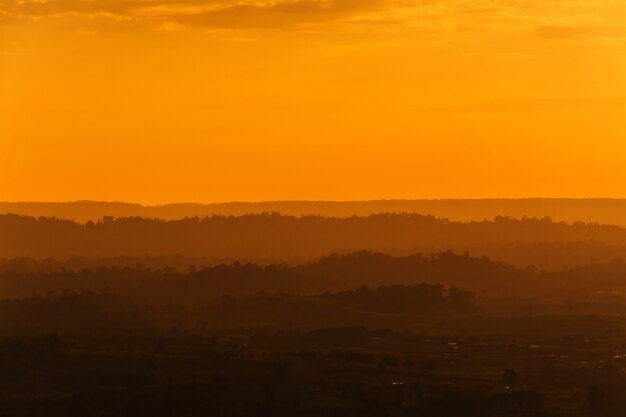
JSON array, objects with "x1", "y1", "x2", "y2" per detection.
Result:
[
  {"x1": 2, "y1": 319, "x2": 626, "y2": 417},
  {"x1": 2, "y1": 252, "x2": 626, "y2": 416}
]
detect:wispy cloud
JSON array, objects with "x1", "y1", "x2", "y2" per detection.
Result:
[
  {"x1": 1, "y1": 0, "x2": 388, "y2": 27},
  {"x1": 176, "y1": 0, "x2": 384, "y2": 29},
  {"x1": 2, "y1": 0, "x2": 625, "y2": 36},
  {"x1": 420, "y1": 98, "x2": 626, "y2": 113},
  {"x1": 536, "y1": 25, "x2": 626, "y2": 40}
]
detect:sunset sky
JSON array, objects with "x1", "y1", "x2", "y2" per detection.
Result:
[{"x1": 1, "y1": 0, "x2": 625, "y2": 203}]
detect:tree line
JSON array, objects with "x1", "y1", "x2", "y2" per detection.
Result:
[{"x1": 2, "y1": 213, "x2": 626, "y2": 268}]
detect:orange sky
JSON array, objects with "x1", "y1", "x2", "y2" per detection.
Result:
[{"x1": 1, "y1": 0, "x2": 625, "y2": 203}]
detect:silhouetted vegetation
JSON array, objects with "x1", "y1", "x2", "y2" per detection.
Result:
[
  {"x1": 2, "y1": 251, "x2": 626, "y2": 301},
  {"x1": 3, "y1": 198, "x2": 626, "y2": 225},
  {"x1": 1, "y1": 251, "x2": 626, "y2": 416},
  {"x1": 3, "y1": 213, "x2": 626, "y2": 268},
  {"x1": 3, "y1": 211, "x2": 626, "y2": 416}
]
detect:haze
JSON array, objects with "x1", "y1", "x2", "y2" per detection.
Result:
[{"x1": 5, "y1": 2, "x2": 626, "y2": 415}]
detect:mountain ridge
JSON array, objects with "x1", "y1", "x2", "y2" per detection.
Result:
[{"x1": 2, "y1": 198, "x2": 626, "y2": 225}]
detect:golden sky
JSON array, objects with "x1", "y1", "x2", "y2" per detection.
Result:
[{"x1": 1, "y1": 0, "x2": 625, "y2": 203}]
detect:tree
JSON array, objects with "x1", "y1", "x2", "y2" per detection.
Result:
[
  {"x1": 503, "y1": 369, "x2": 517, "y2": 390},
  {"x1": 587, "y1": 385, "x2": 604, "y2": 416}
]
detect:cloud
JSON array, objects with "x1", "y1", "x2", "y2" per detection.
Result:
[
  {"x1": 536, "y1": 25, "x2": 626, "y2": 40},
  {"x1": 2, "y1": 0, "x2": 625, "y2": 35},
  {"x1": 420, "y1": 98, "x2": 626, "y2": 113},
  {"x1": 176, "y1": 0, "x2": 384, "y2": 28},
  {"x1": 1, "y1": 0, "x2": 387, "y2": 28}
]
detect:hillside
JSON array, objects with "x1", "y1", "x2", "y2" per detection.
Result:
[
  {"x1": 2, "y1": 213, "x2": 626, "y2": 269},
  {"x1": 3, "y1": 199, "x2": 626, "y2": 225},
  {"x1": 2, "y1": 251, "x2": 626, "y2": 301}
]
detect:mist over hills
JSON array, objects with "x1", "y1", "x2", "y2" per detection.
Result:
[
  {"x1": 3, "y1": 251, "x2": 626, "y2": 302},
  {"x1": 2, "y1": 212, "x2": 626, "y2": 269},
  {"x1": 2, "y1": 198, "x2": 626, "y2": 225}
]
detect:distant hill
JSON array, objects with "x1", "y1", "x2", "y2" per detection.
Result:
[
  {"x1": 2, "y1": 213, "x2": 626, "y2": 269},
  {"x1": 2, "y1": 251, "x2": 626, "y2": 301},
  {"x1": 2, "y1": 199, "x2": 626, "y2": 225}
]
